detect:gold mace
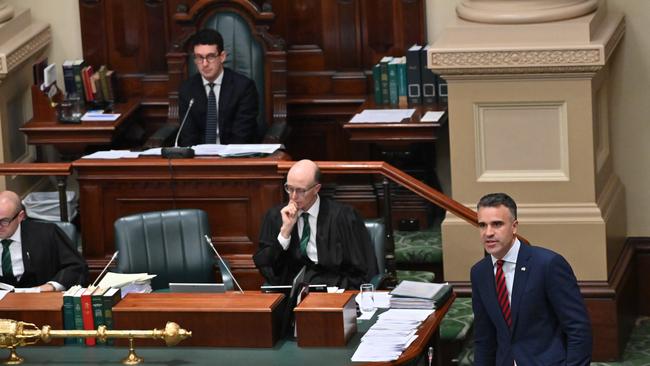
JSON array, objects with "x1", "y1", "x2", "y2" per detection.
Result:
[{"x1": 0, "y1": 318, "x2": 191, "y2": 365}]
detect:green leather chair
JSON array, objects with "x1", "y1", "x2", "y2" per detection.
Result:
[
  {"x1": 364, "y1": 218, "x2": 386, "y2": 289},
  {"x1": 149, "y1": 1, "x2": 288, "y2": 147},
  {"x1": 114, "y1": 209, "x2": 218, "y2": 291}
]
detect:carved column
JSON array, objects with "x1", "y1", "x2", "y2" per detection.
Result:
[
  {"x1": 0, "y1": 6, "x2": 50, "y2": 190},
  {"x1": 431, "y1": 1, "x2": 626, "y2": 282}
]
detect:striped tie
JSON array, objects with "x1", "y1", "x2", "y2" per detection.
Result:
[
  {"x1": 2, "y1": 239, "x2": 13, "y2": 278},
  {"x1": 205, "y1": 82, "x2": 218, "y2": 144},
  {"x1": 299, "y1": 212, "x2": 310, "y2": 256},
  {"x1": 495, "y1": 259, "x2": 512, "y2": 327}
]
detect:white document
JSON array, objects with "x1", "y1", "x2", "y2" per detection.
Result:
[
  {"x1": 421, "y1": 111, "x2": 445, "y2": 123},
  {"x1": 81, "y1": 150, "x2": 141, "y2": 159},
  {"x1": 97, "y1": 272, "x2": 157, "y2": 289},
  {"x1": 192, "y1": 143, "x2": 282, "y2": 157},
  {"x1": 349, "y1": 109, "x2": 415, "y2": 123},
  {"x1": 355, "y1": 291, "x2": 391, "y2": 309},
  {"x1": 14, "y1": 287, "x2": 41, "y2": 293},
  {"x1": 0, "y1": 290, "x2": 9, "y2": 301},
  {"x1": 81, "y1": 112, "x2": 121, "y2": 121}
]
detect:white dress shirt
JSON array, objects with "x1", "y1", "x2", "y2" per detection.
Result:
[{"x1": 277, "y1": 195, "x2": 321, "y2": 263}]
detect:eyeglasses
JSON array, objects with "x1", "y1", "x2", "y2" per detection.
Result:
[
  {"x1": 193, "y1": 53, "x2": 220, "y2": 64},
  {"x1": 0, "y1": 211, "x2": 21, "y2": 228},
  {"x1": 284, "y1": 183, "x2": 318, "y2": 197}
]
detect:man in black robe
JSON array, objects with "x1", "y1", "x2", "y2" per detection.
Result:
[
  {"x1": 253, "y1": 160, "x2": 378, "y2": 290},
  {"x1": 0, "y1": 190, "x2": 88, "y2": 291}
]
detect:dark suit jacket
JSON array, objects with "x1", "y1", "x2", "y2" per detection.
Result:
[
  {"x1": 0, "y1": 219, "x2": 88, "y2": 289},
  {"x1": 177, "y1": 68, "x2": 259, "y2": 146},
  {"x1": 471, "y1": 244, "x2": 592, "y2": 366},
  {"x1": 253, "y1": 198, "x2": 378, "y2": 290}
]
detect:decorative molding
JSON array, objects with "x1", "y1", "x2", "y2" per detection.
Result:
[
  {"x1": 0, "y1": 26, "x2": 51, "y2": 80},
  {"x1": 603, "y1": 15, "x2": 626, "y2": 62},
  {"x1": 430, "y1": 47, "x2": 603, "y2": 76}
]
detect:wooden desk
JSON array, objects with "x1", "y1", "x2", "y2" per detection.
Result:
[
  {"x1": 20, "y1": 96, "x2": 140, "y2": 156},
  {"x1": 7, "y1": 293, "x2": 454, "y2": 366},
  {"x1": 113, "y1": 292, "x2": 285, "y2": 347},
  {"x1": 0, "y1": 292, "x2": 64, "y2": 346},
  {"x1": 71, "y1": 152, "x2": 290, "y2": 288},
  {"x1": 343, "y1": 99, "x2": 447, "y2": 143}
]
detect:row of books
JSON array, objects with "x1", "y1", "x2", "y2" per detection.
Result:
[
  {"x1": 62, "y1": 285, "x2": 121, "y2": 346},
  {"x1": 372, "y1": 45, "x2": 448, "y2": 107},
  {"x1": 61, "y1": 60, "x2": 115, "y2": 103}
]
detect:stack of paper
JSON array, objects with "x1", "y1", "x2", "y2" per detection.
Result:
[
  {"x1": 96, "y1": 272, "x2": 156, "y2": 297},
  {"x1": 351, "y1": 308, "x2": 434, "y2": 362},
  {"x1": 349, "y1": 109, "x2": 415, "y2": 123},
  {"x1": 389, "y1": 281, "x2": 453, "y2": 309}
]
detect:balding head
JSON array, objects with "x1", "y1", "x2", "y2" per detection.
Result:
[
  {"x1": 0, "y1": 190, "x2": 25, "y2": 239},
  {"x1": 286, "y1": 160, "x2": 321, "y2": 211}
]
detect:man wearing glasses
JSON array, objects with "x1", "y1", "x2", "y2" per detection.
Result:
[
  {"x1": 177, "y1": 28, "x2": 259, "y2": 146},
  {"x1": 0, "y1": 191, "x2": 88, "y2": 291},
  {"x1": 254, "y1": 160, "x2": 378, "y2": 289}
]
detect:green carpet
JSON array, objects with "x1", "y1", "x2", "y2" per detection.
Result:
[{"x1": 458, "y1": 316, "x2": 650, "y2": 365}]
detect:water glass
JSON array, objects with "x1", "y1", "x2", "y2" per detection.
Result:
[{"x1": 359, "y1": 283, "x2": 375, "y2": 312}]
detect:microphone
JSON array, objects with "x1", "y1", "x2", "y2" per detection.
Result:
[
  {"x1": 91, "y1": 251, "x2": 119, "y2": 287},
  {"x1": 204, "y1": 235, "x2": 244, "y2": 293},
  {"x1": 161, "y1": 98, "x2": 196, "y2": 159}
]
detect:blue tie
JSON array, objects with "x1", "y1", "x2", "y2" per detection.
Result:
[{"x1": 205, "y1": 82, "x2": 218, "y2": 144}]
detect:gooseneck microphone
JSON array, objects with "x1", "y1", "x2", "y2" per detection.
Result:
[
  {"x1": 91, "y1": 251, "x2": 119, "y2": 287},
  {"x1": 204, "y1": 235, "x2": 244, "y2": 293},
  {"x1": 161, "y1": 98, "x2": 196, "y2": 159}
]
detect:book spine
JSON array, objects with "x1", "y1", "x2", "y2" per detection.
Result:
[
  {"x1": 62, "y1": 292, "x2": 76, "y2": 345},
  {"x1": 379, "y1": 59, "x2": 391, "y2": 105},
  {"x1": 73, "y1": 292, "x2": 84, "y2": 344},
  {"x1": 91, "y1": 292, "x2": 105, "y2": 345},
  {"x1": 62, "y1": 64, "x2": 75, "y2": 95},
  {"x1": 102, "y1": 289, "x2": 121, "y2": 346},
  {"x1": 437, "y1": 75, "x2": 448, "y2": 105},
  {"x1": 372, "y1": 64, "x2": 382, "y2": 105},
  {"x1": 99, "y1": 66, "x2": 111, "y2": 102},
  {"x1": 420, "y1": 47, "x2": 437, "y2": 105},
  {"x1": 406, "y1": 47, "x2": 422, "y2": 105},
  {"x1": 81, "y1": 291, "x2": 96, "y2": 346},
  {"x1": 388, "y1": 61, "x2": 399, "y2": 106},
  {"x1": 397, "y1": 59, "x2": 408, "y2": 106},
  {"x1": 73, "y1": 62, "x2": 85, "y2": 99}
]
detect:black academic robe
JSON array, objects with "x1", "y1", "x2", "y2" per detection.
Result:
[
  {"x1": 0, "y1": 219, "x2": 88, "y2": 289},
  {"x1": 253, "y1": 198, "x2": 378, "y2": 290},
  {"x1": 177, "y1": 68, "x2": 259, "y2": 146}
]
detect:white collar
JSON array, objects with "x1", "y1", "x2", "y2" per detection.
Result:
[
  {"x1": 491, "y1": 238, "x2": 521, "y2": 266},
  {"x1": 202, "y1": 70, "x2": 224, "y2": 87}
]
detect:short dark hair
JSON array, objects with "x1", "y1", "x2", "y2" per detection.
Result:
[
  {"x1": 190, "y1": 29, "x2": 224, "y2": 54},
  {"x1": 477, "y1": 193, "x2": 517, "y2": 220}
]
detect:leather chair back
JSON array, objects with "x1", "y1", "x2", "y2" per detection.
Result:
[
  {"x1": 114, "y1": 209, "x2": 215, "y2": 290},
  {"x1": 364, "y1": 219, "x2": 386, "y2": 276},
  {"x1": 189, "y1": 11, "x2": 266, "y2": 139}
]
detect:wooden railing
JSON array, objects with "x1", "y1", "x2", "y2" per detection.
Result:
[
  {"x1": 278, "y1": 161, "x2": 479, "y2": 226},
  {"x1": 0, "y1": 163, "x2": 72, "y2": 221}
]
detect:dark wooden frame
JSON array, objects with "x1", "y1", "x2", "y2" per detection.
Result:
[{"x1": 165, "y1": 0, "x2": 287, "y2": 130}]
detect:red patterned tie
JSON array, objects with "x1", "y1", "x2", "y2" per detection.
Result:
[{"x1": 495, "y1": 259, "x2": 512, "y2": 327}]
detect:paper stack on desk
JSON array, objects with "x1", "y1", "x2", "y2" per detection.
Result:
[
  {"x1": 351, "y1": 308, "x2": 434, "y2": 362},
  {"x1": 97, "y1": 272, "x2": 156, "y2": 297},
  {"x1": 389, "y1": 280, "x2": 453, "y2": 309}
]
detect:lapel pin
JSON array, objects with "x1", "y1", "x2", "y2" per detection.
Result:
[{"x1": 521, "y1": 267, "x2": 526, "y2": 271}]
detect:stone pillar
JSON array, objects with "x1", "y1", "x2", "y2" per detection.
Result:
[
  {"x1": 0, "y1": 6, "x2": 50, "y2": 190},
  {"x1": 431, "y1": 0, "x2": 626, "y2": 282}
]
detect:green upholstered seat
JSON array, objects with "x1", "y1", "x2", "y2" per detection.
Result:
[
  {"x1": 440, "y1": 297, "x2": 474, "y2": 341},
  {"x1": 394, "y1": 228, "x2": 442, "y2": 265},
  {"x1": 114, "y1": 209, "x2": 216, "y2": 291},
  {"x1": 396, "y1": 270, "x2": 435, "y2": 283}
]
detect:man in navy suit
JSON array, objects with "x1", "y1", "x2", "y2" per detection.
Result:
[
  {"x1": 470, "y1": 193, "x2": 592, "y2": 365},
  {"x1": 177, "y1": 29, "x2": 259, "y2": 146}
]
